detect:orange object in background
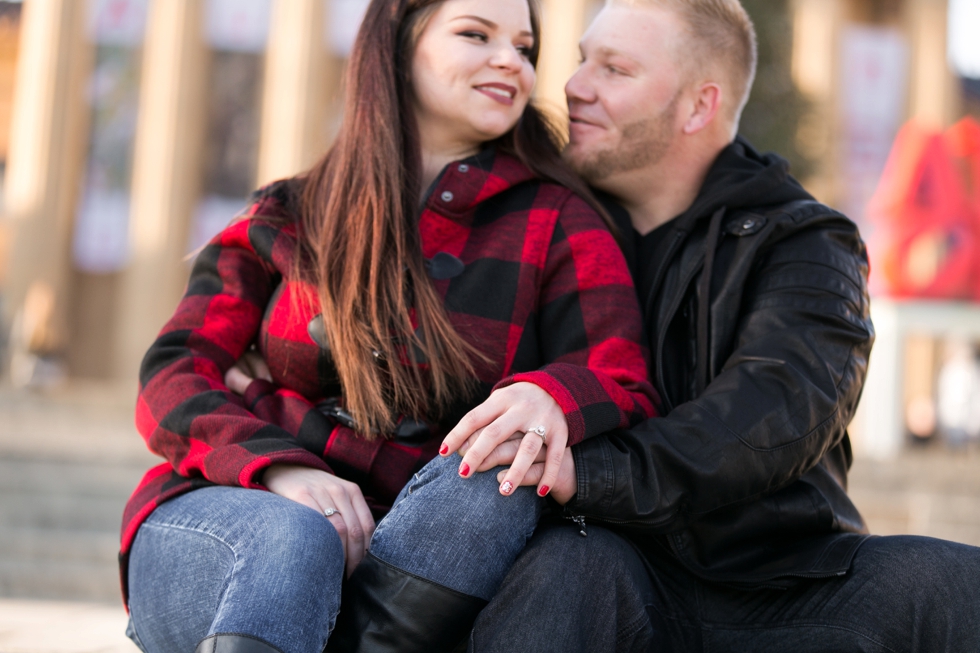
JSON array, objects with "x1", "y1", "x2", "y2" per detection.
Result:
[
  {"x1": 943, "y1": 118, "x2": 980, "y2": 301},
  {"x1": 868, "y1": 118, "x2": 980, "y2": 300}
]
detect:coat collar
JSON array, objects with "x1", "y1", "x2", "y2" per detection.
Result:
[{"x1": 422, "y1": 147, "x2": 537, "y2": 221}]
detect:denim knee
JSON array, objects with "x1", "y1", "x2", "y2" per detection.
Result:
[
  {"x1": 369, "y1": 454, "x2": 542, "y2": 600},
  {"x1": 129, "y1": 487, "x2": 345, "y2": 653}
]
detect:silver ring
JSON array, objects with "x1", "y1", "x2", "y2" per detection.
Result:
[
  {"x1": 323, "y1": 507, "x2": 339, "y2": 518},
  {"x1": 528, "y1": 425, "x2": 547, "y2": 446}
]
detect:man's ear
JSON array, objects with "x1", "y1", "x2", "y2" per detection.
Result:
[{"x1": 682, "y1": 82, "x2": 722, "y2": 135}]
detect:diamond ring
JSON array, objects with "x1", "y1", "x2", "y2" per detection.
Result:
[
  {"x1": 528, "y1": 425, "x2": 547, "y2": 446},
  {"x1": 323, "y1": 507, "x2": 339, "y2": 518}
]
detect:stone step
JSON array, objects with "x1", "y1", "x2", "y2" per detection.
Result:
[
  {"x1": 0, "y1": 558, "x2": 122, "y2": 603},
  {"x1": 0, "y1": 489, "x2": 127, "y2": 532},
  {"x1": 0, "y1": 527, "x2": 118, "y2": 564},
  {"x1": 0, "y1": 457, "x2": 150, "y2": 497}
]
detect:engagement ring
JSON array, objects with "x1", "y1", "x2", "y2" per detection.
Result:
[
  {"x1": 529, "y1": 425, "x2": 547, "y2": 445},
  {"x1": 323, "y1": 507, "x2": 339, "y2": 518}
]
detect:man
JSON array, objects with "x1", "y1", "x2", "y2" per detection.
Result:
[{"x1": 468, "y1": 0, "x2": 980, "y2": 650}]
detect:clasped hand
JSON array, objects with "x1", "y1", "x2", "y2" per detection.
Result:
[{"x1": 439, "y1": 382, "x2": 577, "y2": 504}]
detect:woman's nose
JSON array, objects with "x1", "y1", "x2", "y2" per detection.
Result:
[{"x1": 489, "y1": 45, "x2": 524, "y2": 71}]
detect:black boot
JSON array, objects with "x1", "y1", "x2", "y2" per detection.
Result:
[
  {"x1": 195, "y1": 634, "x2": 286, "y2": 653},
  {"x1": 326, "y1": 553, "x2": 487, "y2": 653}
]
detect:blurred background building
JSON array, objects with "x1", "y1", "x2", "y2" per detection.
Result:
[{"x1": 0, "y1": 0, "x2": 979, "y2": 614}]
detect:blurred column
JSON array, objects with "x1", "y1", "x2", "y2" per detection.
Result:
[
  {"x1": 3, "y1": 0, "x2": 89, "y2": 360},
  {"x1": 537, "y1": 0, "x2": 596, "y2": 119},
  {"x1": 114, "y1": 0, "x2": 208, "y2": 381},
  {"x1": 257, "y1": 0, "x2": 333, "y2": 184},
  {"x1": 905, "y1": 0, "x2": 960, "y2": 127}
]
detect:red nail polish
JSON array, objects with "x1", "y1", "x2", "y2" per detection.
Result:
[
  {"x1": 538, "y1": 485, "x2": 550, "y2": 496},
  {"x1": 459, "y1": 463, "x2": 470, "y2": 477},
  {"x1": 439, "y1": 444, "x2": 449, "y2": 455}
]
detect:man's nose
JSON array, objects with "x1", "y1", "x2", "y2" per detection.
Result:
[{"x1": 565, "y1": 65, "x2": 595, "y2": 104}]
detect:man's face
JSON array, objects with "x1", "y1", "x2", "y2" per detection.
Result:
[{"x1": 564, "y1": 4, "x2": 688, "y2": 186}]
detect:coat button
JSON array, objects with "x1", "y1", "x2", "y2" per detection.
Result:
[
  {"x1": 458, "y1": 164, "x2": 469, "y2": 173},
  {"x1": 441, "y1": 191, "x2": 454, "y2": 202}
]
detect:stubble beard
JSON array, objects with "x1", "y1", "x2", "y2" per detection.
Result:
[{"x1": 565, "y1": 94, "x2": 680, "y2": 185}]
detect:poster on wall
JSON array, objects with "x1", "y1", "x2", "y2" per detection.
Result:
[
  {"x1": 838, "y1": 25, "x2": 909, "y2": 239},
  {"x1": 87, "y1": 0, "x2": 148, "y2": 47},
  {"x1": 206, "y1": 0, "x2": 272, "y2": 53}
]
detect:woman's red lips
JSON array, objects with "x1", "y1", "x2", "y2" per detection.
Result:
[{"x1": 475, "y1": 83, "x2": 518, "y2": 106}]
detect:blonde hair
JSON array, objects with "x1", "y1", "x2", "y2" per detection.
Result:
[{"x1": 609, "y1": 0, "x2": 757, "y2": 125}]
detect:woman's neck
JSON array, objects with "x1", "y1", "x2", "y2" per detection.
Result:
[{"x1": 420, "y1": 140, "x2": 480, "y2": 201}]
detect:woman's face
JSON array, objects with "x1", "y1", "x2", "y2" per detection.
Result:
[{"x1": 411, "y1": 0, "x2": 536, "y2": 153}]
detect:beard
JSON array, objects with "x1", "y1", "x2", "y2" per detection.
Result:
[{"x1": 565, "y1": 94, "x2": 679, "y2": 184}]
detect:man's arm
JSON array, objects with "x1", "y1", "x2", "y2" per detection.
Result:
[{"x1": 566, "y1": 213, "x2": 874, "y2": 531}]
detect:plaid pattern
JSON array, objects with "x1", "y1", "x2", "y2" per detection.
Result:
[{"x1": 120, "y1": 149, "x2": 658, "y2": 599}]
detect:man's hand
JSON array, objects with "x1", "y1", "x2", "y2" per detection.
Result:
[{"x1": 263, "y1": 464, "x2": 376, "y2": 576}]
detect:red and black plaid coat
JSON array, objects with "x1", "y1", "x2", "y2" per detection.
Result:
[{"x1": 120, "y1": 148, "x2": 658, "y2": 598}]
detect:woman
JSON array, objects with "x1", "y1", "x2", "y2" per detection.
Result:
[{"x1": 121, "y1": 1, "x2": 657, "y2": 652}]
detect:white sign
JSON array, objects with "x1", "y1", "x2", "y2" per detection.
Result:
[
  {"x1": 838, "y1": 26, "x2": 909, "y2": 234},
  {"x1": 328, "y1": 0, "x2": 370, "y2": 57},
  {"x1": 73, "y1": 190, "x2": 131, "y2": 272},
  {"x1": 88, "y1": 0, "x2": 149, "y2": 47},
  {"x1": 206, "y1": 0, "x2": 272, "y2": 53},
  {"x1": 949, "y1": 0, "x2": 980, "y2": 79}
]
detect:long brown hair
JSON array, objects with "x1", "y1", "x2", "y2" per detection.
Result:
[{"x1": 300, "y1": 0, "x2": 612, "y2": 437}]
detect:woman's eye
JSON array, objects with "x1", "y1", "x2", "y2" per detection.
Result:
[
  {"x1": 459, "y1": 31, "x2": 488, "y2": 42},
  {"x1": 516, "y1": 45, "x2": 532, "y2": 57}
]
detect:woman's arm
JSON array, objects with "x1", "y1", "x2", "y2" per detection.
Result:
[{"x1": 441, "y1": 192, "x2": 659, "y2": 495}]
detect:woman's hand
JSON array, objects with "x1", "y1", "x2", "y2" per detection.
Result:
[
  {"x1": 263, "y1": 464, "x2": 376, "y2": 576},
  {"x1": 440, "y1": 382, "x2": 568, "y2": 498},
  {"x1": 225, "y1": 350, "x2": 273, "y2": 395},
  {"x1": 495, "y1": 449, "x2": 578, "y2": 505}
]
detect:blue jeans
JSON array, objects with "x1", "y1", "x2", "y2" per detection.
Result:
[
  {"x1": 126, "y1": 455, "x2": 541, "y2": 653},
  {"x1": 471, "y1": 519, "x2": 980, "y2": 652}
]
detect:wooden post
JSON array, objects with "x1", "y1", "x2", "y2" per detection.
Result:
[
  {"x1": 536, "y1": 0, "x2": 596, "y2": 121},
  {"x1": 257, "y1": 0, "x2": 337, "y2": 185},
  {"x1": 3, "y1": 0, "x2": 89, "y2": 358},
  {"x1": 113, "y1": 0, "x2": 208, "y2": 382},
  {"x1": 905, "y1": 0, "x2": 960, "y2": 127}
]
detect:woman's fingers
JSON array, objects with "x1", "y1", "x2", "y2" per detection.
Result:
[
  {"x1": 534, "y1": 432, "x2": 568, "y2": 497},
  {"x1": 497, "y1": 432, "x2": 544, "y2": 495},
  {"x1": 224, "y1": 363, "x2": 253, "y2": 395},
  {"x1": 440, "y1": 398, "x2": 503, "y2": 456},
  {"x1": 242, "y1": 350, "x2": 273, "y2": 382},
  {"x1": 457, "y1": 410, "x2": 527, "y2": 477},
  {"x1": 498, "y1": 463, "x2": 543, "y2": 487}
]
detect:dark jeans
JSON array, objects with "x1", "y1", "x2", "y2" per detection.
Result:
[{"x1": 470, "y1": 519, "x2": 980, "y2": 653}]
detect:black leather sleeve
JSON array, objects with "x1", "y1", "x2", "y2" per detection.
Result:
[{"x1": 567, "y1": 214, "x2": 874, "y2": 532}]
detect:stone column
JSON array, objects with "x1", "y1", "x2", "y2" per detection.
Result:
[
  {"x1": 113, "y1": 0, "x2": 208, "y2": 382},
  {"x1": 3, "y1": 0, "x2": 90, "y2": 357},
  {"x1": 257, "y1": 0, "x2": 337, "y2": 185},
  {"x1": 905, "y1": 0, "x2": 960, "y2": 127},
  {"x1": 536, "y1": 0, "x2": 593, "y2": 120}
]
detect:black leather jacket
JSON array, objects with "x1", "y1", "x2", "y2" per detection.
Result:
[{"x1": 568, "y1": 139, "x2": 875, "y2": 586}]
